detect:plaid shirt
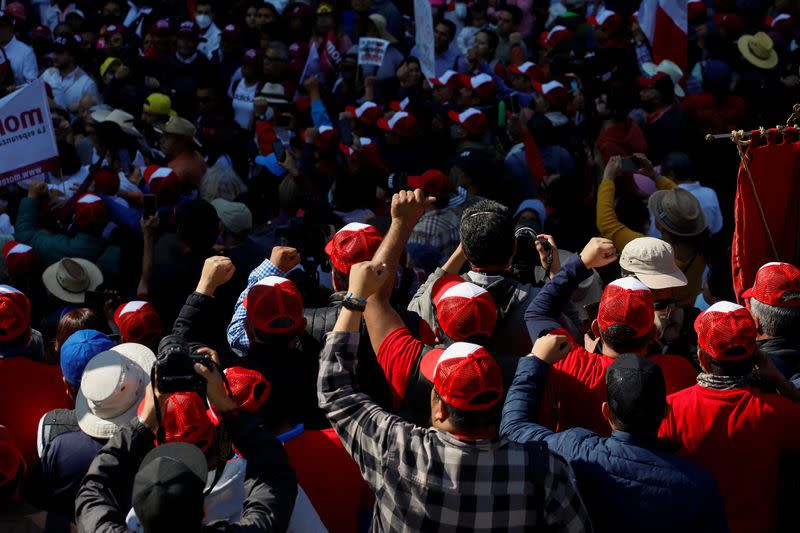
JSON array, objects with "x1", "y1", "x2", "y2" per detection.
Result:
[
  {"x1": 226, "y1": 257, "x2": 288, "y2": 357},
  {"x1": 407, "y1": 207, "x2": 461, "y2": 265},
  {"x1": 318, "y1": 331, "x2": 592, "y2": 532}
]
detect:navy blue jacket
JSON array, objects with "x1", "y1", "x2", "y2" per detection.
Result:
[{"x1": 500, "y1": 357, "x2": 728, "y2": 533}]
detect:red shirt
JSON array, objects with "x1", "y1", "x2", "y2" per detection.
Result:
[
  {"x1": 376, "y1": 327, "x2": 425, "y2": 410},
  {"x1": 544, "y1": 332, "x2": 697, "y2": 435},
  {"x1": 284, "y1": 428, "x2": 374, "y2": 533},
  {"x1": 659, "y1": 385, "x2": 800, "y2": 533},
  {"x1": 0, "y1": 357, "x2": 71, "y2": 466}
]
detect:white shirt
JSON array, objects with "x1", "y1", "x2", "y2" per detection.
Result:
[
  {"x1": 198, "y1": 23, "x2": 222, "y2": 60},
  {"x1": 679, "y1": 181, "x2": 723, "y2": 235},
  {"x1": 40, "y1": 66, "x2": 99, "y2": 112},
  {"x1": 229, "y1": 78, "x2": 259, "y2": 130},
  {"x1": 2, "y1": 37, "x2": 38, "y2": 85}
]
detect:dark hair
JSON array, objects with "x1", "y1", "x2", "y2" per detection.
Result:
[
  {"x1": 500, "y1": 5, "x2": 523, "y2": 25},
  {"x1": 616, "y1": 194, "x2": 650, "y2": 235},
  {"x1": 662, "y1": 152, "x2": 693, "y2": 182},
  {"x1": 459, "y1": 200, "x2": 515, "y2": 268},
  {"x1": 332, "y1": 268, "x2": 349, "y2": 291},
  {"x1": 54, "y1": 308, "x2": 106, "y2": 357},
  {"x1": 195, "y1": 0, "x2": 214, "y2": 8},
  {"x1": 700, "y1": 349, "x2": 757, "y2": 377},
  {"x1": 605, "y1": 354, "x2": 666, "y2": 434},
  {"x1": 176, "y1": 200, "x2": 220, "y2": 254},
  {"x1": 433, "y1": 388, "x2": 500, "y2": 434},
  {"x1": 436, "y1": 19, "x2": 456, "y2": 40},
  {"x1": 600, "y1": 324, "x2": 651, "y2": 354},
  {"x1": 476, "y1": 29, "x2": 499, "y2": 53}
]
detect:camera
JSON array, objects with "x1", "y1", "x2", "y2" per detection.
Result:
[
  {"x1": 155, "y1": 335, "x2": 212, "y2": 393},
  {"x1": 511, "y1": 222, "x2": 552, "y2": 285}
]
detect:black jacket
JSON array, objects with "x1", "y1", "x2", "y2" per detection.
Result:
[
  {"x1": 75, "y1": 412, "x2": 297, "y2": 533},
  {"x1": 760, "y1": 336, "x2": 800, "y2": 388}
]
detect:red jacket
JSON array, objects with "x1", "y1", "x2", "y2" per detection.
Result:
[{"x1": 659, "y1": 385, "x2": 800, "y2": 533}]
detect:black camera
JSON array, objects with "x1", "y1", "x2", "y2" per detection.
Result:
[
  {"x1": 511, "y1": 222, "x2": 552, "y2": 285},
  {"x1": 155, "y1": 335, "x2": 212, "y2": 393}
]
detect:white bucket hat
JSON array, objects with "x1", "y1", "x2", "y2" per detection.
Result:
[
  {"x1": 75, "y1": 343, "x2": 156, "y2": 439},
  {"x1": 41, "y1": 257, "x2": 103, "y2": 304}
]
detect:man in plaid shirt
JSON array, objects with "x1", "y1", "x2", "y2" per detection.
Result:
[{"x1": 318, "y1": 195, "x2": 591, "y2": 531}]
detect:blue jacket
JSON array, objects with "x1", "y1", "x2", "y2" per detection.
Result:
[{"x1": 500, "y1": 357, "x2": 728, "y2": 533}]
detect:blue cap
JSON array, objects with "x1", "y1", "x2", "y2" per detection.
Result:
[{"x1": 60, "y1": 330, "x2": 115, "y2": 388}]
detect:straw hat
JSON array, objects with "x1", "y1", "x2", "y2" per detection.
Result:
[
  {"x1": 367, "y1": 14, "x2": 397, "y2": 44},
  {"x1": 738, "y1": 32, "x2": 778, "y2": 69},
  {"x1": 42, "y1": 257, "x2": 103, "y2": 303},
  {"x1": 75, "y1": 344, "x2": 156, "y2": 439}
]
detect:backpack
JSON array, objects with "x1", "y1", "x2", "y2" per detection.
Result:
[{"x1": 39, "y1": 409, "x2": 80, "y2": 464}]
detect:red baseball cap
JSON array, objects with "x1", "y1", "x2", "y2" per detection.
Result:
[
  {"x1": 377, "y1": 111, "x2": 418, "y2": 138},
  {"x1": 637, "y1": 71, "x2": 670, "y2": 88},
  {"x1": 765, "y1": 13, "x2": 793, "y2": 30},
  {"x1": 5, "y1": 2, "x2": 26, "y2": 24},
  {"x1": 742, "y1": 262, "x2": 800, "y2": 308},
  {"x1": 114, "y1": 300, "x2": 163, "y2": 345},
  {"x1": 74, "y1": 193, "x2": 109, "y2": 229},
  {"x1": 2, "y1": 241, "x2": 35, "y2": 276},
  {"x1": 93, "y1": 169, "x2": 120, "y2": 195},
  {"x1": 459, "y1": 73, "x2": 496, "y2": 102},
  {"x1": 429, "y1": 70, "x2": 462, "y2": 90},
  {"x1": 407, "y1": 169, "x2": 453, "y2": 200},
  {"x1": 345, "y1": 102, "x2": 383, "y2": 127},
  {"x1": 150, "y1": 18, "x2": 172, "y2": 35},
  {"x1": 0, "y1": 425, "x2": 23, "y2": 489},
  {"x1": 508, "y1": 61, "x2": 545, "y2": 82},
  {"x1": 221, "y1": 23, "x2": 241, "y2": 41},
  {"x1": 302, "y1": 125, "x2": 338, "y2": 150},
  {"x1": 177, "y1": 20, "x2": 200, "y2": 38},
  {"x1": 244, "y1": 276, "x2": 304, "y2": 335},
  {"x1": 540, "y1": 25, "x2": 573, "y2": 48},
  {"x1": 432, "y1": 274, "x2": 497, "y2": 341},
  {"x1": 158, "y1": 392, "x2": 215, "y2": 452},
  {"x1": 687, "y1": 0, "x2": 706, "y2": 21},
  {"x1": 242, "y1": 48, "x2": 263, "y2": 65},
  {"x1": 447, "y1": 108, "x2": 488, "y2": 138},
  {"x1": 324, "y1": 223, "x2": 383, "y2": 275},
  {"x1": 597, "y1": 277, "x2": 654, "y2": 339},
  {"x1": 208, "y1": 366, "x2": 271, "y2": 424},
  {"x1": 143, "y1": 165, "x2": 180, "y2": 203},
  {"x1": 533, "y1": 80, "x2": 568, "y2": 107},
  {"x1": 587, "y1": 8, "x2": 623, "y2": 35},
  {"x1": 388, "y1": 97, "x2": 411, "y2": 112},
  {"x1": 419, "y1": 342, "x2": 503, "y2": 411},
  {"x1": 695, "y1": 301, "x2": 757, "y2": 361},
  {"x1": 0, "y1": 285, "x2": 31, "y2": 342},
  {"x1": 339, "y1": 137, "x2": 373, "y2": 158}
]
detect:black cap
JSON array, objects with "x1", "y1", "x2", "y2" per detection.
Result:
[
  {"x1": 605, "y1": 354, "x2": 666, "y2": 433},
  {"x1": 133, "y1": 442, "x2": 208, "y2": 532}
]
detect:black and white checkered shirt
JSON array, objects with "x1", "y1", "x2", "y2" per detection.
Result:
[{"x1": 318, "y1": 331, "x2": 592, "y2": 532}]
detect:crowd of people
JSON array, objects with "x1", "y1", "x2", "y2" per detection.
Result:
[{"x1": 1, "y1": 0, "x2": 800, "y2": 531}]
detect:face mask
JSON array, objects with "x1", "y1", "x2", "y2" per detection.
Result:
[
  {"x1": 195, "y1": 14, "x2": 212, "y2": 30},
  {"x1": 455, "y1": 3, "x2": 467, "y2": 19}
]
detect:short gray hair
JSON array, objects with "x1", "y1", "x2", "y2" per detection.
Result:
[{"x1": 749, "y1": 298, "x2": 800, "y2": 337}]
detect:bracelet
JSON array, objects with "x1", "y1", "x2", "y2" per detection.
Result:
[{"x1": 342, "y1": 293, "x2": 367, "y2": 312}]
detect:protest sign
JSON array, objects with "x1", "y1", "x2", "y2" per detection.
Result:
[
  {"x1": 0, "y1": 80, "x2": 59, "y2": 186},
  {"x1": 414, "y1": 0, "x2": 436, "y2": 80},
  {"x1": 357, "y1": 38, "x2": 389, "y2": 67}
]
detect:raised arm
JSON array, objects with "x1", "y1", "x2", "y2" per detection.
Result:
[
  {"x1": 172, "y1": 256, "x2": 235, "y2": 344},
  {"x1": 227, "y1": 246, "x2": 298, "y2": 356},
  {"x1": 500, "y1": 335, "x2": 572, "y2": 444},
  {"x1": 525, "y1": 237, "x2": 616, "y2": 342},
  {"x1": 364, "y1": 189, "x2": 434, "y2": 355},
  {"x1": 318, "y1": 261, "x2": 417, "y2": 489}
]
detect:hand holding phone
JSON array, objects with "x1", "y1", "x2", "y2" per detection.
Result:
[
  {"x1": 620, "y1": 156, "x2": 640, "y2": 174},
  {"x1": 338, "y1": 118, "x2": 354, "y2": 147},
  {"x1": 272, "y1": 139, "x2": 287, "y2": 163},
  {"x1": 143, "y1": 194, "x2": 157, "y2": 219}
]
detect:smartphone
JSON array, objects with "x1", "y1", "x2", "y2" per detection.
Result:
[
  {"x1": 143, "y1": 194, "x2": 157, "y2": 219},
  {"x1": 272, "y1": 139, "x2": 286, "y2": 163},
  {"x1": 338, "y1": 118, "x2": 353, "y2": 147},
  {"x1": 621, "y1": 156, "x2": 640, "y2": 173}
]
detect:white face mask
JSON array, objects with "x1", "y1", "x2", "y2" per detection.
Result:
[
  {"x1": 455, "y1": 3, "x2": 467, "y2": 20},
  {"x1": 195, "y1": 14, "x2": 212, "y2": 30}
]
